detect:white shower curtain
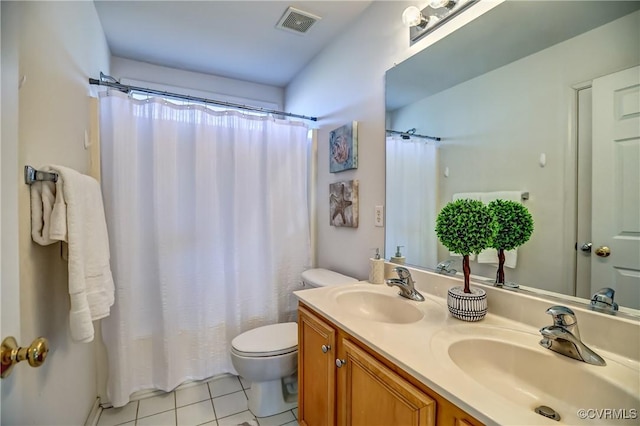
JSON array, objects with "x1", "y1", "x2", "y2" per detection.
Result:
[
  {"x1": 99, "y1": 91, "x2": 311, "y2": 407},
  {"x1": 385, "y1": 136, "x2": 438, "y2": 268}
]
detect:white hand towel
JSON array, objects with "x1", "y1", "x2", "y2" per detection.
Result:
[
  {"x1": 49, "y1": 179, "x2": 68, "y2": 242},
  {"x1": 482, "y1": 191, "x2": 523, "y2": 204},
  {"x1": 476, "y1": 247, "x2": 518, "y2": 268},
  {"x1": 452, "y1": 192, "x2": 482, "y2": 201},
  {"x1": 30, "y1": 165, "x2": 115, "y2": 342},
  {"x1": 477, "y1": 191, "x2": 524, "y2": 268}
]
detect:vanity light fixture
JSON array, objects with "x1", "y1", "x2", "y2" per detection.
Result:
[{"x1": 403, "y1": 0, "x2": 478, "y2": 46}]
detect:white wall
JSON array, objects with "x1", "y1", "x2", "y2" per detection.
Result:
[
  {"x1": 1, "y1": 2, "x2": 110, "y2": 424},
  {"x1": 284, "y1": 1, "x2": 502, "y2": 279},
  {"x1": 284, "y1": 1, "x2": 406, "y2": 280},
  {"x1": 111, "y1": 57, "x2": 285, "y2": 110},
  {"x1": 389, "y1": 11, "x2": 640, "y2": 294},
  {"x1": 1, "y1": 1, "x2": 24, "y2": 422}
]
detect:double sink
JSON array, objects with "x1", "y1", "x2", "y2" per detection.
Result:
[{"x1": 319, "y1": 284, "x2": 640, "y2": 425}]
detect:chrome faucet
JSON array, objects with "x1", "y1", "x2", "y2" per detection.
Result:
[
  {"x1": 435, "y1": 259, "x2": 457, "y2": 275},
  {"x1": 539, "y1": 306, "x2": 606, "y2": 366},
  {"x1": 386, "y1": 267, "x2": 425, "y2": 302},
  {"x1": 590, "y1": 287, "x2": 619, "y2": 314}
]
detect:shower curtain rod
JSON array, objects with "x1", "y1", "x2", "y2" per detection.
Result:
[
  {"x1": 89, "y1": 73, "x2": 318, "y2": 122},
  {"x1": 386, "y1": 129, "x2": 441, "y2": 142}
]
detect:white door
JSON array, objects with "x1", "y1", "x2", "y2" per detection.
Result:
[{"x1": 591, "y1": 66, "x2": 640, "y2": 310}]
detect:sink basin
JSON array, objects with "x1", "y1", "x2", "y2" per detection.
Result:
[
  {"x1": 335, "y1": 290, "x2": 424, "y2": 324},
  {"x1": 432, "y1": 326, "x2": 640, "y2": 424}
]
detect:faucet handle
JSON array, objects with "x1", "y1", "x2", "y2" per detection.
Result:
[
  {"x1": 590, "y1": 287, "x2": 619, "y2": 312},
  {"x1": 393, "y1": 266, "x2": 410, "y2": 279},
  {"x1": 436, "y1": 259, "x2": 457, "y2": 274},
  {"x1": 545, "y1": 306, "x2": 577, "y2": 328},
  {"x1": 436, "y1": 259, "x2": 452, "y2": 269}
]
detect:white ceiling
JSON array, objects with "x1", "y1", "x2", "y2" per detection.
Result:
[{"x1": 94, "y1": 0, "x2": 374, "y2": 88}]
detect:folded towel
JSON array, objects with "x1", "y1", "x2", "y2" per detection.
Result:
[
  {"x1": 30, "y1": 165, "x2": 115, "y2": 342},
  {"x1": 476, "y1": 191, "x2": 523, "y2": 268},
  {"x1": 475, "y1": 247, "x2": 518, "y2": 268},
  {"x1": 481, "y1": 191, "x2": 523, "y2": 204},
  {"x1": 49, "y1": 179, "x2": 68, "y2": 242},
  {"x1": 30, "y1": 181, "x2": 58, "y2": 245}
]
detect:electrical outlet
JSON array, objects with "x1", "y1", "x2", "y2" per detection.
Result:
[{"x1": 374, "y1": 205, "x2": 384, "y2": 227}]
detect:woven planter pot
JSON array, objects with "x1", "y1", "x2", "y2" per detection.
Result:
[{"x1": 447, "y1": 286, "x2": 487, "y2": 322}]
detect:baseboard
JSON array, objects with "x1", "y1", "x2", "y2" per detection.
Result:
[{"x1": 84, "y1": 397, "x2": 102, "y2": 426}]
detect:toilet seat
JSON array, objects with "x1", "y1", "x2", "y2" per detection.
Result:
[{"x1": 231, "y1": 322, "x2": 297, "y2": 358}]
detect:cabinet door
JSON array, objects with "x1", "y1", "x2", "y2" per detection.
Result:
[
  {"x1": 338, "y1": 339, "x2": 436, "y2": 426},
  {"x1": 298, "y1": 306, "x2": 337, "y2": 426}
]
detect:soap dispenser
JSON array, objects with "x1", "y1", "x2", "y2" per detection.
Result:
[
  {"x1": 369, "y1": 248, "x2": 384, "y2": 284},
  {"x1": 391, "y1": 246, "x2": 405, "y2": 265}
]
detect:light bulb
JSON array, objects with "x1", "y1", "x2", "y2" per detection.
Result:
[{"x1": 402, "y1": 6, "x2": 423, "y2": 27}]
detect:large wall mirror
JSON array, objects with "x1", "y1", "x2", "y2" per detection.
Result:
[{"x1": 385, "y1": 1, "x2": 640, "y2": 313}]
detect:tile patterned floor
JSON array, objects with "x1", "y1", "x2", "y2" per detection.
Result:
[{"x1": 97, "y1": 375, "x2": 298, "y2": 426}]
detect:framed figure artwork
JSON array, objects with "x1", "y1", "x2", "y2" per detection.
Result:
[
  {"x1": 329, "y1": 180, "x2": 359, "y2": 228},
  {"x1": 329, "y1": 121, "x2": 358, "y2": 173}
]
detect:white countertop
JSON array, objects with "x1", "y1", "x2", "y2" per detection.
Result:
[{"x1": 294, "y1": 277, "x2": 640, "y2": 426}]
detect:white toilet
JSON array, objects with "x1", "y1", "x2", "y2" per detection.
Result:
[{"x1": 230, "y1": 268, "x2": 357, "y2": 417}]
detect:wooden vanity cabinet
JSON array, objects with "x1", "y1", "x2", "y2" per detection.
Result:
[
  {"x1": 337, "y1": 338, "x2": 435, "y2": 425},
  {"x1": 297, "y1": 304, "x2": 483, "y2": 426},
  {"x1": 298, "y1": 304, "x2": 337, "y2": 426}
]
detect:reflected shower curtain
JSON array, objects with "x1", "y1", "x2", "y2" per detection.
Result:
[
  {"x1": 385, "y1": 136, "x2": 438, "y2": 268},
  {"x1": 99, "y1": 92, "x2": 311, "y2": 407}
]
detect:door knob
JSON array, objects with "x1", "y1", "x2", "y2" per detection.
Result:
[
  {"x1": 1, "y1": 336, "x2": 49, "y2": 378},
  {"x1": 580, "y1": 243, "x2": 592, "y2": 253},
  {"x1": 595, "y1": 246, "x2": 611, "y2": 257},
  {"x1": 335, "y1": 359, "x2": 346, "y2": 368},
  {"x1": 321, "y1": 344, "x2": 331, "y2": 353}
]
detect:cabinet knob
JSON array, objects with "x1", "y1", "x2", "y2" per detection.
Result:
[
  {"x1": 321, "y1": 344, "x2": 331, "y2": 353},
  {"x1": 335, "y1": 359, "x2": 346, "y2": 368}
]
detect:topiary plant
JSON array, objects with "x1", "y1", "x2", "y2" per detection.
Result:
[
  {"x1": 435, "y1": 199, "x2": 497, "y2": 293},
  {"x1": 487, "y1": 199, "x2": 534, "y2": 285}
]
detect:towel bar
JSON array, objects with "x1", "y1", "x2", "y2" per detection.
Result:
[{"x1": 24, "y1": 165, "x2": 58, "y2": 185}]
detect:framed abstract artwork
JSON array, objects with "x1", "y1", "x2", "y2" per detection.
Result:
[
  {"x1": 329, "y1": 121, "x2": 358, "y2": 173},
  {"x1": 329, "y1": 180, "x2": 359, "y2": 228}
]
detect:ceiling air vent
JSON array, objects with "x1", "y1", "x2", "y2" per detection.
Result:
[{"x1": 276, "y1": 6, "x2": 321, "y2": 35}]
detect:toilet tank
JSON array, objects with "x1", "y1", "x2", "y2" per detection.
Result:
[{"x1": 301, "y1": 268, "x2": 357, "y2": 288}]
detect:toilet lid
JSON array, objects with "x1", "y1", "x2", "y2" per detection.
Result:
[{"x1": 231, "y1": 322, "x2": 297, "y2": 357}]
